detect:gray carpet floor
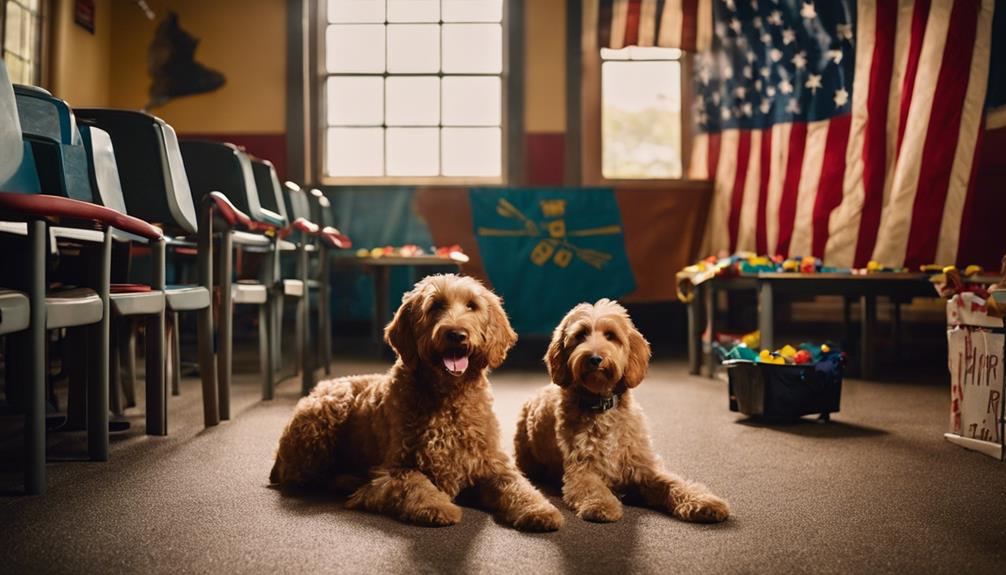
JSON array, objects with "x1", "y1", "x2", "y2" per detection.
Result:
[{"x1": 2, "y1": 354, "x2": 1005, "y2": 574}]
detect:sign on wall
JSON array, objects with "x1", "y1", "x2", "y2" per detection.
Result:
[{"x1": 74, "y1": 0, "x2": 95, "y2": 34}]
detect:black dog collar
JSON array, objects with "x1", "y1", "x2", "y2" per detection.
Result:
[{"x1": 576, "y1": 388, "x2": 624, "y2": 412}]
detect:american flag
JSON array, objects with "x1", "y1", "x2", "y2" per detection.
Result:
[{"x1": 688, "y1": 0, "x2": 1005, "y2": 269}]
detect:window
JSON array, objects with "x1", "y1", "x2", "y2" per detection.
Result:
[
  {"x1": 1, "y1": 0, "x2": 44, "y2": 85},
  {"x1": 600, "y1": 46, "x2": 683, "y2": 180},
  {"x1": 322, "y1": 0, "x2": 505, "y2": 182}
]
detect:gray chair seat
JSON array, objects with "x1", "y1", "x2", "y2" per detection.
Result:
[
  {"x1": 231, "y1": 230, "x2": 271, "y2": 248},
  {"x1": 165, "y1": 285, "x2": 210, "y2": 311},
  {"x1": 110, "y1": 290, "x2": 165, "y2": 316},
  {"x1": 46, "y1": 288, "x2": 102, "y2": 329},
  {"x1": 233, "y1": 282, "x2": 267, "y2": 304},
  {"x1": 0, "y1": 289, "x2": 29, "y2": 335}
]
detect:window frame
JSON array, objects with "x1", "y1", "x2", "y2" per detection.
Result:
[
  {"x1": 1, "y1": 0, "x2": 49, "y2": 87},
  {"x1": 314, "y1": 0, "x2": 512, "y2": 186},
  {"x1": 579, "y1": 4, "x2": 696, "y2": 187}
]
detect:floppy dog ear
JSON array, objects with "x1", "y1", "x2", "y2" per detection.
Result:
[
  {"x1": 621, "y1": 325, "x2": 651, "y2": 388},
  {"x1": 545, "y1": 319, "x2": 572, "y2": 387},
  {"x1": 384, "y1": 290, "x2": 419, "y2": 367},
  {"x1": 483, "y1": 292, "x2": 518, "y2": 369}
]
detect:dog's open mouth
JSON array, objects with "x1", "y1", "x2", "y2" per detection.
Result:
[{"x1": 442, "y1": 349, "x2": 470, "y2": 377}]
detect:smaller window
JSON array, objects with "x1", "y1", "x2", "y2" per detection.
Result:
[
  {"x1": 2, "y1": 0, "x2": 44, "y2": 85},
  {"x1": 600, "y1": 46, "x2": 683, "y2": 180}
]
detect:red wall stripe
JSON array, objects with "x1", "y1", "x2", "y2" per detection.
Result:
[
  {"x1": 728, "y1": 130, "x2": 752, "y2": 252},
  {"x1": 625, "y1": 0, "x2": 642, "y2": 47},
  {"x1": 707, "y1": 131, "x2": 721, "y2": 183},
  {"x1": 525, "y1": 133, "x2": 565, "y2": 186},
  {"x1": 775, "y1": 122, "x2": 807, "y2": 256},
  {"x1": 854, "y1": 0, "x2": 898, "y2": 267},
  {"x1": 811, "y1": 115, "x2": 852, "y2": 258},
  {"x1": 904, "y1": 0, "x2": 978, "y2": 268},
  {"x1": 755, "y1": 127, "x2": 773, "y2": 255}
]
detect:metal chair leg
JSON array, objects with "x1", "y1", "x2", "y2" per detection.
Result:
[
  {"x1": 122, "y1": 319, "x2": 138, "y2": 409},
  {"x1": 25, "y1": 220, "x2": 46, "y2": 494},
  {"x1": 169, "y1": 311, "x2": 181, "y2": 397},
  {"x1": 110, "y1": 319, "x2": 123, "y2": 416},
  {"x1": 216, "y1": 232, "x2": 233, "y2": 421},
  {"x1": 197, "y1": 203, "x2": 219, "y2": 427},
  {"x1": 87, "y1": 228, "x2": 111, "y2": 462},
  {"x1": 145, "y1": 238, "x2": 167, "y2": 435},
  {"x1": 298, "y1": 242, "x2": 312, "y2": 395}
]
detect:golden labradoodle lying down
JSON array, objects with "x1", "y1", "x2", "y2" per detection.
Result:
[
  {"x1": 515, "y1": 299, "x2": 730, "y2": 523},
  {"x1": 270, "y1": 274, "x2": 564, "y2": 531}
]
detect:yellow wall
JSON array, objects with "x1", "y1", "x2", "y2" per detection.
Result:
[
  {"x1": 524, "y1": 0, "x2": 566, "y2": 133},
  {"x1": 108, "y1": 0, "x2": 286, "y2": 134},
  {"x1": 49, "y1": 0, "x2": 112, "y2": 107}
]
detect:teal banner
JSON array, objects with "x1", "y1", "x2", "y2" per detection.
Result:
[{"x1": 470, "y1": 188, "x2": 636, "y2": 334}]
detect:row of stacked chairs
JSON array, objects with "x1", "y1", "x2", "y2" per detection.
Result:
[{"x1": 0, "y1": 60, "x2": 351, "y2": 494}]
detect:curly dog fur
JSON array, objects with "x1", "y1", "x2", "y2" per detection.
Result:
[
  {"x1": 270, "y1": 274, "x2": 563, "y2": 531},
  {"x1": 515, "y1": 299, "x2": 730, "y2": 524}
]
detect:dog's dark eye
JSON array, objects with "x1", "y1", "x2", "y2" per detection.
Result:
[
  {"x1": 575, "y1": 330, "x2": 588, "y2": 342},
  {"x1": 429, "y1": 299, "x2": 445, "y2": 312},
  {"x1": 466, "y1": 300, "x2": 478, "y2": 311},
  {"x1": 604, "y1": 331, "x2": 617, "y2": 342}
]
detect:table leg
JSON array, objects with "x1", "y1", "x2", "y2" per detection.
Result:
[
  {"x1": 893, "y1": 299, "x2": 903, "y2": 360},
  {"x1": 860, "y1": 295, "x2": 877, "y2": 379},
  {"x1": 758, "y1": 281, "x2": 775, "y2": 353},
  {"x1": 687, "y1": 290, "x2": 700, "y2": 376},
  {"x1": 704, "y1": 283, "x2": 716, "y2": 378}
]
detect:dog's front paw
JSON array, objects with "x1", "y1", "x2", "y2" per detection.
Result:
[
  {"x1": 408, "y1": 502, "x2": 463, "y2": 527},
  {"x1": 576, "y1": 498, "x2": 623, "y2": 523},
  {"x1": 673, "y1": 493, "x2": 730, "y2": 523},
  {"x1": 513, "y1": 502, "x2": 565, "y2": 532}
]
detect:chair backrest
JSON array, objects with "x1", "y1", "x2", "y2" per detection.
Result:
[
  {"x1": 180, "y1": 140, "x2": 281, "y2": 227},
  {"x1": 308, "y1": 188, "x2": 334, "y2": 229},
  {"x1": 250, "y1": 158, "x2": 288, "y2": 225},
  {"x1": 12, "y1": 85, "x2": 93, "y2": 203},
  {"x1": 78, "y1": 123, "x2": 128, "y2": 214},
  {"x1": 282, "y1": 181, "x2": 314, "y2": 224},
  {"x1": 74, "y1": 109, "x2": 198, "y2": 235}
]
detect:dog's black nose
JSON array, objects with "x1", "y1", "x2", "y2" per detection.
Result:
[
  {"x1": 589, "y1": 355, "x2": 603, "y2": 367},
  {"x1": 446, "y1": 329, "x2": 468, "y2": 344}
]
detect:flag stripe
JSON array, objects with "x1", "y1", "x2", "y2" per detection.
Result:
[
  {"x1": 707, "y1": 131, "x2": 722, "y2": 182},
  {"x1": 737, "y1": 130, "x2": 762, "y2": 252},
  {"x1": 625, "y1": 0, "x2": 643, "y2": 47},
  {"x1": 775, "y1": 122, "x2": 807, "y2": 256},
  {"x1": 658, "y1": 0, "x2": 683, "y2": 47},
  {"x1": 933, "y1": 0, "x2": 994, "y2": 265},
  {"x1": 812, "y1": 115, "x2": 852, "y2": 258},
  {"x1": 904, "y1": 0, "x2": 979, "y2": 267},
  {"x1": 710, "y1": 130, "x2": 740, "y2": 254},
  {"x1": 727, "y1": 130, "x2": 751, "y2": 252},
  {"x1": 896, "y1": 0, "x2": 931, "y2": 156},
  {"x1": 755, "y1": 126, "x2": 773, "y2": 254},
  {"x1": 854, "y1": 0, "x2": 899, "y2": 267},
  {"x1": 765, "y1": 122, "x2": 790, "y2": 256},
  {"x1": 789, "y1": 120, "x2": 830, "y2": 258}
]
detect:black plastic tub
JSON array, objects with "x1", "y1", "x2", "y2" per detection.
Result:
[{"x1": 724, "y1": 359, "x2": 843, "y2": 420}]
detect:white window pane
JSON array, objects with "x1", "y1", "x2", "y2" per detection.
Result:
[
  {"x1": 442, "y1": 24, "x2": 502, "y2": 74},
  {"x1": 388, "y1": 0, "x2": 439, "y2": 22},
  {"x1": 327, "y1": 77, "x2": 383, "y2": 126},
  {"x1": 442, "y1": 128, "x2": 500, "y2": 177},
  {"x1": 328, "y1": 0, "x2": 384, "y2": 23},
  {"x1": 387, "y1": 24, "x2": 439, "y2": 73},
  {"x1": 601, "y1": 61, "x2": 683, "y2": 179},
  {"x1": 442, "y1": 0, "x2": 502, "y2": 22},
  {"x1": 5, "y1": 5, "x2": 24, "y2": 53},
  {"x1": 442, "y1": 76, "x2": 500, "y2": 126},
  {"x1": 327, "y1": 128, "x2": 384, "y2": 177},
  {"x1": 386, "y1": 77, "x2": 439, "y2": 126},
  {"x1": 386, "y1": 128, "x2": 439, "y2": 176},
  {"x1": 326, "y1": 25, "x2": 385, "y2": 73}
]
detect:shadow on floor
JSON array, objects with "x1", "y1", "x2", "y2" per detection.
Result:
[{"x1": 734, "y1": 417, "x2": 889, "y2": 438}]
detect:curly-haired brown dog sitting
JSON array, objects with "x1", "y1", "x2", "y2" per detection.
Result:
[
  {"x1": 270, "y1": 274, "x2": 564, "y2": 531},
  {"x1": 514, "y1": 299, "x2": 729, "y2": 524}
]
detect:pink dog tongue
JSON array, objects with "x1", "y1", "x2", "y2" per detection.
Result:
[{"x1": 444, "y1": 355, "x2": 469, "y2": 374}]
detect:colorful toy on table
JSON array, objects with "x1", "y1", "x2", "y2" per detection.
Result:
[
  {"x1": 354, "y1": 244, "x2": 465, "y2": 259},
  {"x1": 928, "y1": 265, "x2": 990, "y2": 299}
]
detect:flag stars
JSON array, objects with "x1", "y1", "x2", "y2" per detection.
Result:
[
  {"x1": 761, "y1": 31, "x2": 773, "y2": 44},
  {"x1": 722, "y1": 107, "x2": 732, "y2": 120},
  {"x1": 746, "y1": 51, "x2": 756, "y2": 63},
  {"x1": 730, "y1": 18, "x2": 743, "y2": 34},
  {"x1": 725, "y1": 0, "x2": 737, "y2": 11},
  {"x1": 827, "y1": 49, "x2": 844, "y2": 65},
  {"x1": 837, "y1": 23, "x2": 853, "y2": 41},
  {"x1": 801, "y1": 2, "x2": 817, "y2": 19},
  {"x1": 767, "y1": 10, "x2": 783, "y2": 26},
  {"x1": 724, "y1": 65, "x2": 734, "y2": 79},
  {"x1": 766, "y1": 85, "x2": 777, "y2": 97},
  {"x1": 834, "y1": 88, "x2": 849, "y2": 107},
  {"x1": 699, "y1": 67, "x2": 711, "y2": 85},
  {"x1": 805, "y1": 74, "x2": 823, "y2": 94},
  {"x1": 759, "y1": 99, "x2": 772, "y2": 114},
  {"x1": 782, "y1": 28, "x2": 796, "y2": 45},
  {"x1": 779, "y1": 79, "x2": 794, "y2": 94},
  {"x1": 792, "y1": 51, "x2": 807, "y2": 70},
  {"x1": 743, "y1": 65, "x2": 753, "y2": 79},
  {"x1": 786, "y1": 98, "x2": 801, "y2": 114},
  {"x1": 741, "y1": 102, "x2": 754, "y2": 117},
  {"x1": 753, "y1": 16, "x2": 763, "y2": 29},
  {"x1": 735, "y1": 85, "x2": 748, "y2": 99},
  {"x1": 770, "y1": 48, "x2": 783, "y2": 62},
  {"x1": 760, "y1": 66, "x2": 771, "y2": 78},
  {"x1": 755, "y1": 79, "x2": 763, "y2": 91}
]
